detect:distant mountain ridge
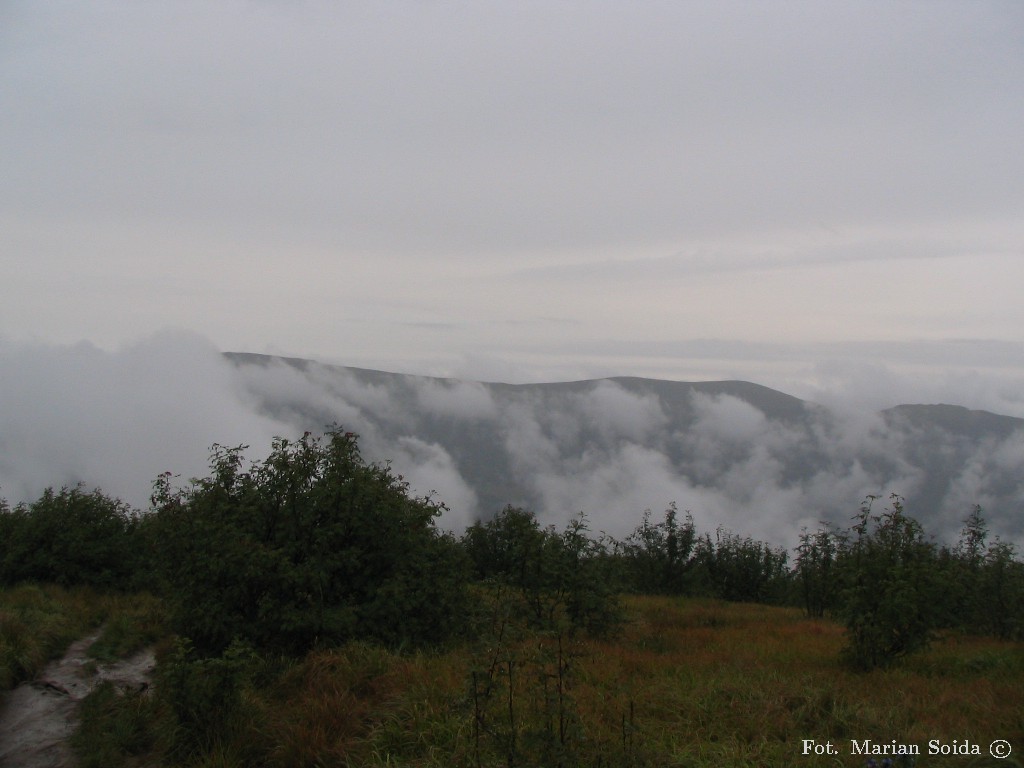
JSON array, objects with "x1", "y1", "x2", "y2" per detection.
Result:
[
  {"x1": 883, "y1": 403, "x2": 1024, "y2": 438},
  {"x1": 225, "y1": 352, "x2": 1024, "y2": 545}
]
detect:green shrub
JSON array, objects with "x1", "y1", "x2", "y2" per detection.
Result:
[
  {"x1": 157, "y1": 637, "x2": 257, "y2": 762},
  {"x1": 463, "y1": 507, "x2": 622, "y2": 637},
  {"x1": 618, "y1": 503, "x2": 698, "y2": 595},
  {"x1": 148, "y1": 429, "x2": 470, "y2": 656},
  {"x1": 0, "y1": 485, "x2": 140, "y2": 590},
  {"x1": 695, "y1": 526, "x2": 791, "y2": 604},
  {"x1": 839, "y1": 495, "x2": 943, "y2": 670},
  {"x1": 795, "y1": 523, "x2": 844, "y2": 618},
  {"x1": 976, "y1": 538, "x2": 1024, "y2": 639}
]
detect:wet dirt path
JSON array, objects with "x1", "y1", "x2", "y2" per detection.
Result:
[{"x1": 0, "y1": 631, "x2": 156, "y2": 768}]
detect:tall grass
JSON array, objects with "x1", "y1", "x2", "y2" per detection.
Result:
[
  {"x1": 85, "y1": 591, "x2": 167, "y2": 663},
  {"x1": 91, "y1": 594, "x2": 1022, "y2": 767},
  {"x1": 0, "y1": 583, "x2": 108, "y2": 688},
  {"x1": 71, "y1": 681, "x2": 157, "y2": 768},
  {"x1": 0, "y1": 584, "x2": 167, "y2": 691}
]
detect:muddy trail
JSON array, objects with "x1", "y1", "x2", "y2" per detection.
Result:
[{"x1": 0, "y1": 630, "x2": 156, "y2": 768}]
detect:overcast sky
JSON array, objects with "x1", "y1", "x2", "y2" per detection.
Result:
[{"x1": 3, "y1": 1, "x2": 1023, "y2": 410}]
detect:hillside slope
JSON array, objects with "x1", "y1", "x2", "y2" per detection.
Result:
[{"x1": 226, "y1": 353, "x2": 1024, "y2": 545}]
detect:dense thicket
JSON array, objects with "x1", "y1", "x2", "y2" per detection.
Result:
[
  {"x1": 616, "y1": 503, "x2": 698, "y2": 595},
  {"x1": 2, "y1": 430, "x2": 1023, "y2": 672},
  {"x1": 0, "y1": 486, "x2": 141, "y2": 590},
  {"x1": 463, "y1": 506, "x2": 621, "y2": 636},
  {"x1": 615, "y1": 504, "x2": 791, "y2": 604},
  {"x1": 794, "y1": 494, "x2": 1024, "y2": 668},
  {"x1": 143, "y1": 430, "x2": 470, "y2": 655}
]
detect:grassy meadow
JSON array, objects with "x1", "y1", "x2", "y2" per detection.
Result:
[
  {"x1": 55, "y1": 592, "x2": 1024, "y2": 768},
  {"x1": 4, "y1": 451, "x2": 1022, "y2": 767}
]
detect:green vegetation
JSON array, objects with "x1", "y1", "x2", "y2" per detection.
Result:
[
  {"x1": 71, "y1": 679, "x2": 157, "y2": 768},
  {"x1": 0, "y1": 584, "x2": 165, "y2": 690},
  {"x1": 794, "y1": 494, "x2": 1024, "y2": 670},
  {"x1": 2, "y1": 428, "x2": 1023, "y2": 766},
  {"x1": 0, "y1": 583, "x2": 105, "y2": 689},
  {"x1": 839, "y1": 495, "x2": 945, "y2": 670},
  {"x1": 464, "y1": 506, "x2": 622, "y2": 637},
  {"x1": 0, "y1": 485, "x2": 142, "y2": 590},
  {"x1": 144, "y1": 431, "x2": 469, "y2": 656},
  {"x1": 61, "y1": 596, "x2": 1024, "y2": 767}
]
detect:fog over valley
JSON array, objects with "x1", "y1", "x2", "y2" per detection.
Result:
[
  {"x1": 2, "y1": 332, "x2": 1022, "y2": 550},
  {"x1": 2, "y1": 7, "x2": 1021, "y2": 760},
  {"x1": 3, "y1": 3, "x2": 1022, "y2": 554}
]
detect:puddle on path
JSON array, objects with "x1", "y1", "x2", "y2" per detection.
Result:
[{"x1": 0, "y1": 631, "x2": 155, "y2": 768}]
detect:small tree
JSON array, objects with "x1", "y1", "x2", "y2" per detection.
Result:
[
  {"x1": 463, "y1": 506, "x2": 550, "y2": 587},
  {"x1": 559, "y1": 513, "x2": 622, "y2": 636},
  {"x1": 696, "y1": 527, "x2": 790, "y2": 604},
  {"x1": 463, "y1": 506, "x2": 621, "y2": 636},
  {"x1": 0, "y1": 485, "x2": 139, "y2": 589},
  {"x1": 956, "y1": 505, "x2": 989, "y2": 567},
  {"x1": 937, "y1": 505, "x2": 990, "y2": 631},
  {"x1": 839, "y1": 494, "x2": 942, "y2": 670},
  {"x1": 619, "y1": 503, "x2": 697, "y2": 595},
  {"x1": 976, "y1": 538, "x2": 1024, "y2": 640},
  {"x1": 148, "y1": 429, "x2": 469, "y2": 656},
  {"x1": 795, "y1": 523, "x2": 843, "y2": 618}
]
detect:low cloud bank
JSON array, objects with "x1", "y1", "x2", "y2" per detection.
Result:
[
  {"x1": 0, "y1": 332, "x2": 289, "y2": 509},
  {"x1": 3, "y1": 333, "x2": 1023, "y2": 549}
]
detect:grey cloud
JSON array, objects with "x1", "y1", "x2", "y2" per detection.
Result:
[
  {"x1": 690, "y1": 394, "x2": 772, "y2": 444},
  {"x1": 530, "y1": 443, "x2": 703, "y2": 531},
  {"x1": 388, "y1": 436, "x2": 479, "y2": 531},
  {"x1": 575, "y1": 382, "x2": 666, "y2": 443},
  {"x1": 501, "y1": 401, "x2": 562, "y2": 479},
  {"x1": 4, "y1": 2, "x2": 1021, "y2": 255},
  {"x1": 2, "y1": 2, "x2": 1022, "y2": 380},
  {"x1": 0, "y1": 332, "x2": 289, "y2": 509},
  {"x1": 508, "y1": 226, "x2": 1020, "y2": 286},
  {"x1": 414, "y1": 380, "x2": 496, "y2": 421},
  {"x1": 3, "y1": 336, "x2": 1023, "y2": 550}
]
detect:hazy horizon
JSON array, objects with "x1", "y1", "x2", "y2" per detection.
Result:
[
  {"x1": 3, "y1": 2, "x2": 1023, "y2": 539},
  {"x1": 3, "y1": 332, "x2": 1024, "y2": 554},
  {"x1": 2, "y1": 1, "x2": 1023, "y2": 405}
]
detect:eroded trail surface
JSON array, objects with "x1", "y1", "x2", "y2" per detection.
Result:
[{"x1": 0, "y1": 631, "x2": 155, "y2": 768}]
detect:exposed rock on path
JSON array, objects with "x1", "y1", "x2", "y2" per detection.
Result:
[{"x1": 0, "y1": 630, "x2": 155, "y2": 768}]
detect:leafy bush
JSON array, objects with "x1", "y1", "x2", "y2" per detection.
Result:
[
  {"x1": 618, "y1": 503, "x2": 697, "y2": 595},
  {"x1": 463, "y1": 506, "x2": 621, "y2": 636},
  {"x1": 147, "y1": 429, "x2": 470, "y2": 656},
  {"x1": 839, "y1": 495, "x2": 943, "y2": 670},
  {"x1": 795, "y1": 523, "x2": 844, "y2": 618},
  {"x1": 0, "y1": 485, "x2": 140, "y2": 589},
  {"x1": 975, "y1": 538, "x2": 1024, "y2": 639},
  {"x1": 695, "y1": 526, "x2": 791, "y2": 604}
]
